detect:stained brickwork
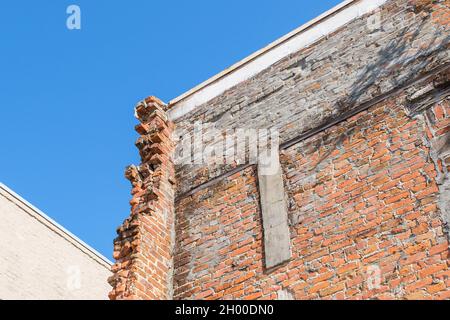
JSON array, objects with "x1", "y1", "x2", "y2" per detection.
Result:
[
  {"x1": 173, "y1": 0, "x2": 450, "y2": 196},
  {"x1": 111, "y1": 0, "x2": 450, "y2": 300},
  {"x1": 281, "y1": 96, "x2": 449, "y2": 300},
  {"x1": 173, "y1": 86, "x2": 450, "y2": 300}
]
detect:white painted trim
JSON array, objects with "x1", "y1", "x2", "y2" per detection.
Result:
[
  {"x1": 168, "y1": 0, "x2": 387, "y2": 121},
  {"x1": 0, "y1": 182, "x2": 113, "y2": 269}
]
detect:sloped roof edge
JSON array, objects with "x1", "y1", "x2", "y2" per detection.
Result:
[{"x1": 0, "y1": 183, "x2": 112, "y2": 270}]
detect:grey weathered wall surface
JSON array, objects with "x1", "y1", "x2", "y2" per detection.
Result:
[
  {"x1": 173, "y1": 0, "x2": 449, "y2": 196},
  {"x1": 0, "y1": 185, "x2": 111, "y2": 300},
  {"x1": 169, "y1": 0, "x2": 450, "y2": 300}
]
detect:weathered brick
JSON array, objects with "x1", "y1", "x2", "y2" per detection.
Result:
[{"x1": 111, "y1": 0, "x2": 450, "y2": 301}]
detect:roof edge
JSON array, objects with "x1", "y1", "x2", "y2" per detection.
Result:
[
  {"x1": 0, "y1": 182, "x2": 113, "y2": 269},
  {"x1": 167, "y1": 0, "x2": 387, "y2": 120}
]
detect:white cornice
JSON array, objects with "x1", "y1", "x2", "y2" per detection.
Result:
[{"x1": 167, "y1": 0, "x2": 387, "y2": 121}]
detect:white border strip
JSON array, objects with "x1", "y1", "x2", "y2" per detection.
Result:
[
  {"x1": 168, "y1": 0, "x2": 387, "y2": 121},
  {"x1": 0, "y1": 182, "x2": 113, "y2": 269}
]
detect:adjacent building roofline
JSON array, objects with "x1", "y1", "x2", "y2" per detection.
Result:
[
  {"x1": 167, "y1": 0, "x2": 387, "y2": 121},
  {"x1": 0, "y1": 182, "x2": 113, "y2": 269}
]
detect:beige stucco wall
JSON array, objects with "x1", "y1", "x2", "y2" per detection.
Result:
[{"x1": 0, "y1": 184, "x2": 111, "y2": 300}]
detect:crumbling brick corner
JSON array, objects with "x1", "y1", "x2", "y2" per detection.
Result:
[{"x1": 108, "y1": 96, "x2": 176, "y2": 300}]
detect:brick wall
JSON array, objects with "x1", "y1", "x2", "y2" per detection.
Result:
[
  {"x1": 173, "y1": 89, "x2": 450, "y2": 300},
  {"x1": 109, "y1": 97, "x2": 175, "y2": 300},
  {"x1": 111, "y1": 0, "x2": 450, "y2": 300},
  {"x1": 173, "y1": 0, "x2": 450, "y2": 197},
  {"x1": 175, "y1": 166, "x2": 263, "y2": 299},
  {"x1": 281, "y1": 96, "x2": 449, "y2": 299}
]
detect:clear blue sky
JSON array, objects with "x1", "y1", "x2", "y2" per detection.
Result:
[{"x1": 0, "y1": 0, "x2": 341, "y2": 260}]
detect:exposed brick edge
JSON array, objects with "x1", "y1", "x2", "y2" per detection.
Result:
[{"x1": 108, "y1": 96, "x2": 175, "y2": 300}]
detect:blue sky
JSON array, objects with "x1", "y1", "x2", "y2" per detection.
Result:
[{"x1": 0, "y1": 0, "x2": 341, "y2": 260}]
